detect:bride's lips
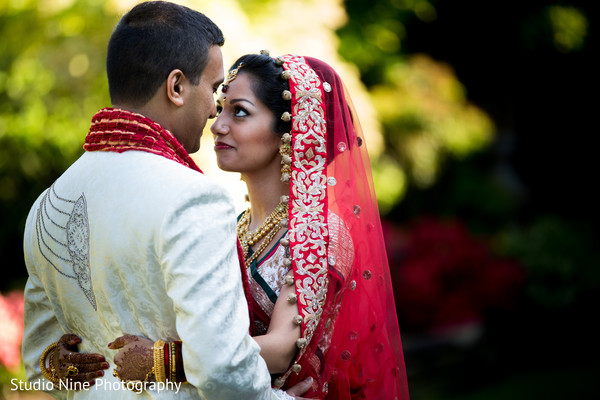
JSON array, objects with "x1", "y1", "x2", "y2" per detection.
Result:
[{"x1": 214, "y1": 142, "x2": 234, "y2": 151}]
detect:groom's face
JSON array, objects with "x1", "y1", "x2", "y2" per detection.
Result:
[{"x1": 179, "y1": 45, "x2": 224, "y2": 153}]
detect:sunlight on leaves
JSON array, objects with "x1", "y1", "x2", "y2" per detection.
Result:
[
  {"x1": 372, "y1": 156, "x2": 407, "y2": 214},
  {"x1": 548, "y1": 5, "x2": 587, "y2": 53},
  {"x1": 69, "y1": 53, "x2": 90, "y2": 77},
  {"x1": 372, "y1": 55, "x2": 494, "y2": 192}
]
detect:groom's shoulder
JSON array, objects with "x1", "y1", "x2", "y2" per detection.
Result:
[
  {"x1": 70, "y1": 150, "x2": 222, "y2": 198},
  {"x1": 125, "y1": 152, "x2": 224, "y2": 194},
  {"x1": 82, "y1": 150, "x2": 207, "y2": 182}
]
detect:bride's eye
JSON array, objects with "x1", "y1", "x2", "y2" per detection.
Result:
[
  {"x1": 234, "y1": 107, "x2": 249, "y2": 117},
  {"x1": 215, "y1": 104, "x2": 222, "y2": 116}
]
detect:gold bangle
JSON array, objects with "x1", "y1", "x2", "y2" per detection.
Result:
[
  {"x1": 167, "y1": 341, "x2": 172, "y2": 382},
  {"x1": 144, "y1": 366, "x2": 155, "y2": 382},
  {"x1": 170, "y1": 342, "x2": 176, "y2": 382},
  {"x1": 39, "y1": 342, "x2": 60, "y2": 386},
  {"x1": 153, "y1": 339, "x2": 166, "y2": 383}
]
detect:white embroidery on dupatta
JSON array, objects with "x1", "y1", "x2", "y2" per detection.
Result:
[{"x1": 275, "y1": 54, "x2": 329, "y2": 387}]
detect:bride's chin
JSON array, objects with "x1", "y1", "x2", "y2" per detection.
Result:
[{"x1": 215, "y1": 162, "x2": 238, "y2": 173}]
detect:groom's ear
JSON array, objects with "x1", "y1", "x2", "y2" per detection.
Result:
[{"x1": 166, "y1": 69, "x2": 185, "y2": 107}]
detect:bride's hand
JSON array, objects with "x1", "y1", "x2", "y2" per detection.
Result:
[
  {"x1": 53, "y1": 334, "x2": 108, "y2": 386},
  {"x1": 285, "y1": 377, "x2": 317, "y2": 399},
  {"x1": 108, "y1": 334, "x2": 154, "y2": 381}
]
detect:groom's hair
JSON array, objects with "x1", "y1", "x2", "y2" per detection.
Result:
[{"x1": 106, "y1": 1, "x2": 224, "y2": 107}]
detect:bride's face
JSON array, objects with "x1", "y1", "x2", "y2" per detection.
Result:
[{"x1": 210, "y1": 73, "x2": 281, "y2": 175}]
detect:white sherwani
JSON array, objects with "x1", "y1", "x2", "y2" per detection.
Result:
[{"x1": 22, "y1": 151, "x2": 285, "y2": 399}]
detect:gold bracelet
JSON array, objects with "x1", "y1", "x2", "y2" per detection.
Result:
[
  {"x1": 153, "y1": 339, "x2": 166, "y2": 383},
  {"x1": 39, "y1": 342, "x2": 60, "y2": 387},
  {"x1": 170, "y1": 342, "x2": 176, "y2": 382}
]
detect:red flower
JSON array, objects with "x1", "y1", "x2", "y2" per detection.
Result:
[{"x1": 385, "y1": 217, "x2": 524, "y2": 334}]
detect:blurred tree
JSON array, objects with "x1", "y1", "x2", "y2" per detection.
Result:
[
  {"x1": 0, "y1": 0, "x2": 113, "y2": 290},
  {"x1": 498, "y1": 215, "x2": 600, "y2": 311},
  {"x1": 337, "y1": 0, "x2": 496, "y2": 215},
  {"x1": 396, "y1": 0, "x2": 596, "y2": 227},
  {"x1": 338, "y1": 0, "x2": 598, "y2": 253}
]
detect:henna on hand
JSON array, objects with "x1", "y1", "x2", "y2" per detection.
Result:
[
  {"x1": 53, "y1": 334, "x2": 109, "y2": 386},
  {"x1": 116, "y1": 344, "x2": 154, "y2": 381},
  {"x1": 111, "y1": 335, "x2": 155, "y2": 382}
]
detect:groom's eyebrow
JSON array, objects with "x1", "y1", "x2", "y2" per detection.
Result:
[{"x1": 230, "y1": 98, "x2": 255, "y2": 106}]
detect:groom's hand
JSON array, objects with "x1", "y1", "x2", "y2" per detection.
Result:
[{"x1": 108, "y1": 334, "x2": 154, "y2": 382}]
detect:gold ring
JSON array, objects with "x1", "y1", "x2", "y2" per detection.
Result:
[
  {"x1": 113, "y1": 368, "x2": 119, "y2": 378},
  {"x1": 66, "y1": 365, "x2": 79, "y2": 377}
]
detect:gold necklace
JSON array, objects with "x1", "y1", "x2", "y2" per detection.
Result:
[{"x1": 237, "y1": 202, "x2": 288, "y2": 267}]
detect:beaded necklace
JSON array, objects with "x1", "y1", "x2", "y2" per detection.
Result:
[{"x1": 237, "y1": 202, "x2": 288, "y2": 267}]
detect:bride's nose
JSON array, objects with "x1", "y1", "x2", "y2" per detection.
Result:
[{"x1": 210, "y1": 118, "x2": 228, "y2": 136}]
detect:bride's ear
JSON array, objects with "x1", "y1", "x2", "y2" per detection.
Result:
[{"x1": 166, "y1": 69, "x2": 185, "y2": 107}]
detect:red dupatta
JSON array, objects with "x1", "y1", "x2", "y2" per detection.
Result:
[
  {"x1": 273, "y1": 56, "x2": 410, "y2": 399},
  {"x1": 83, "y1": 107, "x2": 255, "y2": 334}
]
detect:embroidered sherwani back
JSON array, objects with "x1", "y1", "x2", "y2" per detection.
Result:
[{"x1": 22, "y1": 150, "x2": 277, "y2": 399}]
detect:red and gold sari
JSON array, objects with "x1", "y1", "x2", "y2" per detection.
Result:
[{"x1": 245, "y1": 55, "x2": 409, "y2": 400}]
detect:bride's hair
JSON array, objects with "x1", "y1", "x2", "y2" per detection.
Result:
[{"x1": 227, "y1": 54, "x2": 292, "y2": 136}]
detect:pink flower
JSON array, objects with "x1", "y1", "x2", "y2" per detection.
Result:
[{"x1": 0, "y1": 291, "x2": 24, "y2": 371}]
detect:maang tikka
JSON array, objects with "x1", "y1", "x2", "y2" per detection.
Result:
[{"x1": 222, "y1": 62, "x2": 244, "y2": 93}]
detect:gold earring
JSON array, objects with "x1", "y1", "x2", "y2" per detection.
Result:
[{"x1": 280, "y1": 133, "x2": 292, "y2": 183}]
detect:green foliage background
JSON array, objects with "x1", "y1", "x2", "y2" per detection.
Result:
[{"x1": 1, "y1": 0, "x2": 113, "y2": 291}]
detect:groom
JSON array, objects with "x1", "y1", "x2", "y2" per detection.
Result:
[{"x1": 22, "y1": 2, "x2": 307, "y2": 399}]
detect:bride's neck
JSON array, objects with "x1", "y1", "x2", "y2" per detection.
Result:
[{"x1": 243, "y1": 171, "x2": 288, "y2": 230}]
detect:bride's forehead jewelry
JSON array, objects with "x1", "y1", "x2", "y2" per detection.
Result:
[{"x1": 222, "y1": 62, "x2": 244, "y2": 93}]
